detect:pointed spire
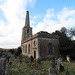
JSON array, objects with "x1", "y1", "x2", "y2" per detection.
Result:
[{"x1": 25, "y1": 11, "x2": 30, "y2": 27}]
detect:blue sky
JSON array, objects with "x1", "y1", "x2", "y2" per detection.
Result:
[
  {"x1": 27, "y1": 0, "x2": 75, "y2": 15},
  {"x1": 0, "y1": 0, "x2": 75, "y2": 48}
]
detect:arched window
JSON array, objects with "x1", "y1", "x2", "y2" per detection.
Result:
[
  {"x1": 48, "y1": 43, "x2": 53, "y2": 55},
  {"x1": 28, "y1": 44, "x2": 30, "y2": 54},
  {"x1": 27, "y1": 29, "x2": 29, "y2": 33},
  {"x1": 25, "y1": 45, "x2": 27, "y2": 53}
]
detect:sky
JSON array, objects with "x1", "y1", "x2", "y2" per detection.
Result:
[{"x1": 0, "y1": 0, "x2": 75, "y2": 48}]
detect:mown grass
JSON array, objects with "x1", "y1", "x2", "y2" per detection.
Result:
[{"x1": 7, "y1": 55, "x2": 75, "y2": 75}]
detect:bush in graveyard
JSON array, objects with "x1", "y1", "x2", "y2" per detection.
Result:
[
  {"x1": 15, "y1": 47, "x2": 22, "y2": 57},
  {"x1": 8, "y1": 49, "x2": 15, "y2": 54}
]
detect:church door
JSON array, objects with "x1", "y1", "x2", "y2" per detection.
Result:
[{"x1": 34, "y1": 51, "x2": 36, "y2": 59}]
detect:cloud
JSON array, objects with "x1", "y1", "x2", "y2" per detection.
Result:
[
  {"x1": 0, "y1": 0, "x2": 36, "y2": 48},
  {"x1": 33, "y1": 8, "x2": 75, "y2": 35}
]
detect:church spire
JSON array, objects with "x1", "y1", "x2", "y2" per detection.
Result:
[{"x1": 25, "y1": 11, "x2": 30, "y2": 27}]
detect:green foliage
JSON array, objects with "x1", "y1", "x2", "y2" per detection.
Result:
[
  {"x1": 15, "y1": 47, "x2": 22, "y2": 57},
  {"x1": 68, "y1": 27, "x2": 75, "y2": 37},
  {"x1": 8, "y1": 49, "x2": 15, "y2": 54},
  {"x1": 52, "y1": 27, "x2": 75, "y2": 57}
]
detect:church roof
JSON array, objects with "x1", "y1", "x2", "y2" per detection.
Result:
[{"x1": 22, "y1": 31, "x2": 59, "y2": 43}]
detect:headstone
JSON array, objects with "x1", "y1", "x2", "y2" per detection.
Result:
[
  {"x1": 0, "y1": 58, "x2": 8, "y2": 75},
  {"x1": 66, "y1": 55, "x2": 71, "y2": 62},
  {"x1": 57, "y1": 56, "x2": 64, "y2": 72},
  {"x1": 51, "y1": 58, "x2": 56, "y2": 69},
  {"x1": 30, "y1": 56, "x2": 33, "y2": 63},
  {"x1": 48, "y1": 61, "x2": 57, "y2": 75}
]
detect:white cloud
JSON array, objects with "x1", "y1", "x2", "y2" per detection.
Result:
[
  {"x1": 0, "y1": 0, "x2": 36, "y2": 48},
  {"x1": 33, "y1": 8, "x2": 75, "y2": 35}
]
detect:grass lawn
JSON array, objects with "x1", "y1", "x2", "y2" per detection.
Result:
[{"x1": 7, "y1": 55, "x2": 75, "y2": 75}]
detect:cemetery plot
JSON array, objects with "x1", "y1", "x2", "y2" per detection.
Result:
[{"x1": 7, "y1": 55, "x2": 75, "y2": 75}]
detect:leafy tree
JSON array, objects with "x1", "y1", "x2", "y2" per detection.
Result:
[
  {"x1": 8, "y1": 49, "x2": 15, "y2": 54},
  {"x1": 15, "y1": 47, "x2": 22, "y2": 57},
  {"x1": 52, "y1": 27, "x2": 73, "y2": 56},
  {"x1": 68, "y1": 27, "x2": 75, "y2": 38}
]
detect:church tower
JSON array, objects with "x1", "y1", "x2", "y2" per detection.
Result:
[{"x1": 21, "y1": 11, "x2": 32, "y2": 43}]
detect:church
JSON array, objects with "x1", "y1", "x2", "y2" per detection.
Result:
[{"x1": 21, "y1": 11, "x2": 59, "y2": 60}]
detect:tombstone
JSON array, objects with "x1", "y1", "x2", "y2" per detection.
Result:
[
  {"x1": 60, "y1": 64, "x2": 64, "y2": 72},
  {"x1": 51, "y1": 58, "x2": 56, "y2": 69},
  {"x1": 48, "y1": 61, "x2": 57, "y2": 75},
  {"x1": 66, "y1": 55, "x2": 71, "y2": 62},
  {"x1": 30, "y1": 56, "x2": 33, "y2": 63},
  {"x1": 0, "y1": 57, "x2": 8, "y2": 75},
  {"x1": 57, "y1": 56, "x2": 64, "y2": 72}
]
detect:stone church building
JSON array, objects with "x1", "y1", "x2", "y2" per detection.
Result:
[{"x1": 21, "y1": 11, "x2": 59, "y2": 60}]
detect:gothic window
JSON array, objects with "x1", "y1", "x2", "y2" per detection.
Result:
[
  {"x1": 27, "y1": 29, "x2": 29, "y2": 33},
  {"x1": 28, "y1": 44, "x2": 30, "y2": 54},
  {"x1": 25, "y1": 45, "x2": 27, "y2": 53},
  {"x1": 48, "y1": 43, "x2": 53, "y2": 55}
]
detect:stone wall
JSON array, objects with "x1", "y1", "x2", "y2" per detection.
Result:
[
  {"x1": 22, "y1": 38, "x2": 39, "y2": 59},
  {"x1": 38, "y1": 37, "x2": 60, "y2": 59}
]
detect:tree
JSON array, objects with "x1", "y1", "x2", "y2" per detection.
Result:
[
  {"x1": 52, "y1": 27, "x2": 73, "y2": 56},
  {"x1": 68, "y1": 27, "x2": 75, "y2": 38},
  {"x1": 8, "y1": 49, "x2": 15, "y2": 54},
  {"x1": 15, "y1": 47, "x2": 22, "y2": 57}
]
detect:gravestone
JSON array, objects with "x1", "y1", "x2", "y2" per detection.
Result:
[
  {"x1": 57, "y1": 56, "x2": 64, "y2": 72},
  {"x1": 48, "y1": 61, "x2": 57, "y2": 75},
  {"x1": 66, "y1": 55, "x2": 71, "y2": 62},
  {"x1": 30, "y1": 56, "x2": 33, "y2": 63},
  {"x1": 0, "y1": 57, "x2": 8, "y2": 75}
]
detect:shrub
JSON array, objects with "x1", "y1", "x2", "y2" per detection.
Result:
[
  {"x1": 8, "y1": 49, "x2": 15, "y2": 54},
  {"x1": 15, "y1": 47, "x2": 22, "y2": 57}
]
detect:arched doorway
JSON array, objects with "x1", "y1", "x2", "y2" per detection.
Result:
[{"x1": 34, "y1": 51, "x2": 36, "y2": 59}]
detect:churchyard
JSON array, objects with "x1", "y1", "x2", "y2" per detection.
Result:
[{"x1": 6, "y1": 55, "x2": 75, "y2": 75}]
